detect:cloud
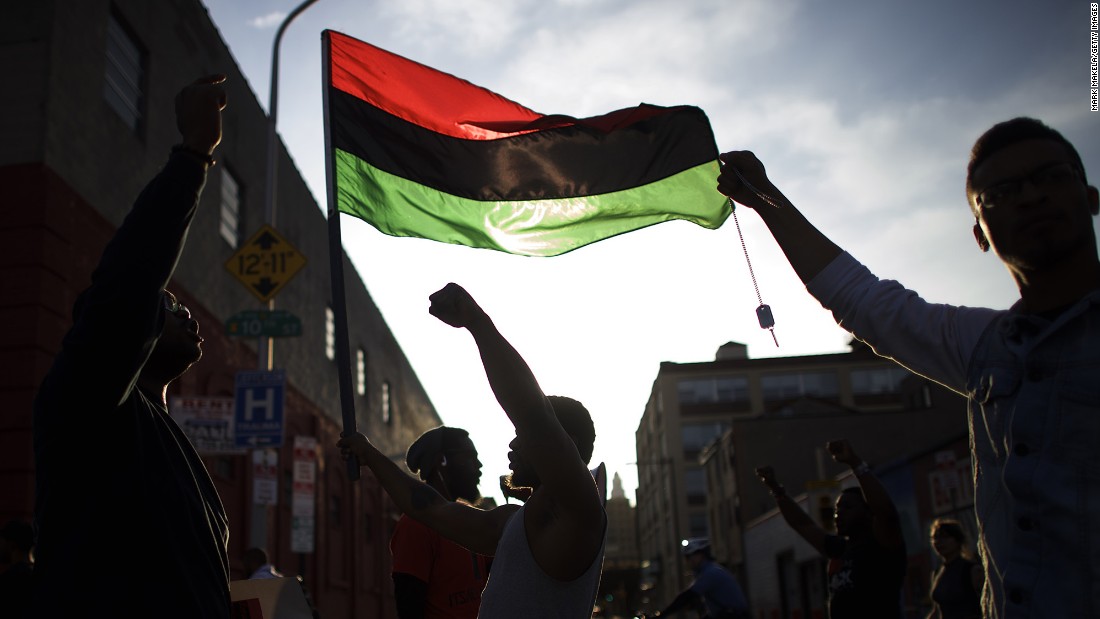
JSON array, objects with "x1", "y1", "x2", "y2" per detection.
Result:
[
  {"x1": 248, "y1": 11, "x2": 286, "y2": 29},
  {"x1": 494, "y1": 0, "x2": 796, "y2": 115},
  {"x1": 376, "y1": 0, "x2": 538, "y2": 57}
]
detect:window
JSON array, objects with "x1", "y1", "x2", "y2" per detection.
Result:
[
  {"x1": 761, "y1": 371, "x2": 839, "y2": 401},
  {"x1": 103, "y1": 12, "x2": 145, "y2": 132},
  {"x1": 681, "y1": 422, "x2": 729, "y2": 453},
  {"x1": 851, "y1": 367, "x2": 910, "y2": 394},
  {"x1": 714, "y1": 377, "x2": 748, "y2": 402},
  {"x1": 218, "y1": 168, "x2": 241, "y2": 247},
  {"x1": 684, "y1": 469, "x2": 707, "y2": 498},
  {"x1": 677, "y1": 376, "x2": 749, "y2": 404},
  {"x1": 325, "y1": 306, "x2": 335, "y2": 360},
  {"x1": 689, "y1": 512, "x2": 709, "y2": 538},
  {"x1": 381, "y1": 380, "x2": 392, "y2": 424},
  {"x1": 356, "y1": 347, "x2": 367, "y2": 396}
]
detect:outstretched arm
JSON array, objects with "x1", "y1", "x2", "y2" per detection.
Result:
[
  {"x1": 428, "y1": 284, "x2": 605, "y2": 580},
  {"x1": 338, "y1": 432, "x2": 514, "y2": 556},
  {"x1": 47, "y1": 75, "x2": 226, "y2": 412},
  {"x1": 428, "y1": 284, "x2": 601, "y2": 518},
  {"x1": 719, "y1": 151, "x2": 995, "y2": 394},
  {"x1": 718, "y1": 151, "x2": 843, "y2": 284},
  {"x1": 828, "y1": 440, "x2": 904, "y2": 549},
  {"x1": 756, "y1": 465, "x2": 829, "y2": 554}
]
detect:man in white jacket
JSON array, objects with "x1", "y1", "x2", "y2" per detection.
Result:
[{"x1": 717, "y1": 117, "x2": 1100, "y2": 619}]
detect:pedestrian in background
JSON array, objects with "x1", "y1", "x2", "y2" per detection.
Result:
[{"x1": 927, "y1": 519, "x2": 982, "y2": 619}]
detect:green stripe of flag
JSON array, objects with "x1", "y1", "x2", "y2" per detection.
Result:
[{"x1": 335, "y1": 149, "x2": 729, "y2": 257}]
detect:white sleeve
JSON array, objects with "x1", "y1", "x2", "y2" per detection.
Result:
[{"x1": 805, "y1": 252, "x2": 1000, "y2": 395}]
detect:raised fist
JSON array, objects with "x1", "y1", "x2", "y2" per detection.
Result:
[
  {"x1": 755, "y1": 465, "x2": 780, "y2": 490},
  {"x1": 826, "y1": 439, "x2": 860, "y2": 467},
  {"x1": 175, "y1": 74, "x2": 227, "y2": 156},
  {"x1": 717, "y1": 150, "x2": 787, "y2": 211},
  {"x1": 428, "y1": 283, "x2": 486, "y2": 329}
]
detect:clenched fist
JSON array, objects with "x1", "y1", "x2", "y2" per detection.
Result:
[{"x1": 428, "y1": 283, "x2": 487, "y2": 329}]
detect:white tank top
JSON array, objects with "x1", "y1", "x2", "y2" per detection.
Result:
[{"x1": 477, "y1": 504, "x2": 606, "y2": 619}]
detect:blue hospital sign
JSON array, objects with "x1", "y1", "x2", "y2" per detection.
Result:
[{"x1": 234, "y1": 369, "x2": 286, "y2": 448}]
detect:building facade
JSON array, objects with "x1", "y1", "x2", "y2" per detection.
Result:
[
  {"x1": 634, "y1": 340, "x2": 968, "y2": 611},
  {"x1": 0, "y1": 2, "x2": 442, "y2": 617},
  {"x1": 597, "y1": 472, "x2": 642, "y2": 618}
]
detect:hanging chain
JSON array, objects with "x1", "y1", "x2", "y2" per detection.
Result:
[
  {"x1": 728, "y1": 167, "x2": 780, "y2": 347},
  {"x1": 730, "y1": 200, "x2": 764, "y2": 306}
]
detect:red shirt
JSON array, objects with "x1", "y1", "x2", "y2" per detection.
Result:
[{"x1": 390, "y1": 514, "x2": 491, "y2": 619}]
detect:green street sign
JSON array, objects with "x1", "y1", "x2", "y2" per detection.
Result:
[{"x1": 226, "y1": 310, "x2": 302, "y2": 338}]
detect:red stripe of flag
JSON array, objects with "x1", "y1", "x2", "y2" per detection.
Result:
[{"x1": 329, "y1": 31, "x2": 541, "y2": 140}]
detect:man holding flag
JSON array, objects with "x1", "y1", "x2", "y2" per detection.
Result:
[
  {"x1": 718, "y1": 118, "x2": 1100, "y2": 618},
  {"x1": 322, "y1": 31, "x2": 737, "y2": 616}
]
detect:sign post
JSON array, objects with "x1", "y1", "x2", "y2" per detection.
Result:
[
  {"x1": 931, "y1": 450, "x2": 961, "y2": 515},
  {"x1": 252, "y1": 449, "x2": 279, "y2": 506},
  {"x1": 234, "y1": 370, "x2": 286, "y2": 449},
  {"x1": 224, "y1": 225, "x2": 307, "y2": 304},
  {"x1": 226, "y1": 309, "x2": 303, "y2": 338},
  {"x1": 169, "y1": 396, "x2": 244, "y2": 454},
  {"x1": 291, "y1": 436, "x2": 318, "y2": 554}
]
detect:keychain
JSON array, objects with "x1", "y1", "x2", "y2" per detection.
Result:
[{"x1": 727, "y1": 166, "x2": 781, "y2": 347}]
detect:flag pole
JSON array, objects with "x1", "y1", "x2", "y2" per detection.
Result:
[{"x1": 322, "y1": 30, "x2": 360, "y2": 481}]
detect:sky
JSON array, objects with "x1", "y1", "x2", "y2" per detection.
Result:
[{"x1": 199, "y1": 0, "x2": 1100, "y2": 505}]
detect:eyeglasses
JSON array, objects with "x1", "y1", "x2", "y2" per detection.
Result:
[
  {"x1": 976, "y1": 161, "x2": 1082, "y2": 209},
  {"x1": 162, "y1": 291, "x2": 188, "y2": 315}
]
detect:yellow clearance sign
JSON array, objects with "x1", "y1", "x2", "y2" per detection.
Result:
[{"x1": 225, "y1": 225, "x2": 307, "y2": 303}]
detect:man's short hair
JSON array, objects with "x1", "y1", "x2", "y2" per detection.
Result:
[
  {"x1": 406, "y1": 426, "x2": 473, "y2": 481},
  {"x1": 548, "y1": 396, "x2": 595, "y2": 465},
  {"x1": 966, "y1": 117, "x2": 1088, "y2": 211}
]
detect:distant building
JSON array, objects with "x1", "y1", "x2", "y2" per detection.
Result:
[
  {"x1": 597, "y1": 473, "x2": 641, "y2": 617},
  {"x1": 605, "y1": 473, "x2": 639, "y2": 567},
  {"x1": 1, "y1": 2, "x2": 442, "y2": 617},
  {"x1": 634, "y1": 340, "x2": 968, "y2": 611}
]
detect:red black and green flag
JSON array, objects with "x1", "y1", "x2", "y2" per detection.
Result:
[{"x1": 322, "y1": 30, "x2": 728, "y2": 257}]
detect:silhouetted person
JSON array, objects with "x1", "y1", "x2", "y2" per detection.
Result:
[
  {"x1": 927, "y1": 519, "x2": 982, "y2": 619},
  {"x1": 0, "y1": 520, "x2": 34, "y2": 619},
  {"x1": 650, "y1": 538, "x2": 749, "y2": 619},
  {"x1": 243, "y1": 547, "x2": 283, "y2": 580},
  {"x1": 719, "y1": 117, "x2": 1100, "y2": 618},
  {"x1": 757, "y1": 440, "x2": 905, "y2": 619},
  {"x1": 339, "y1": 283, "x2": 606, "y2": 619},
  {"x1": 31, "y1": 75, "x2": 230, "y2": 618},
  {"x1": 390, "y1": 426, "x2": 490, "y2": 619}
]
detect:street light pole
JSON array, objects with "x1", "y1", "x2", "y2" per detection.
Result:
[
  {"x1": 251, "y1": 0, "x2": 321, "y2": 552},
  {"x1": 257, "y1": 0, "x2": 320, "y2": 372}
]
